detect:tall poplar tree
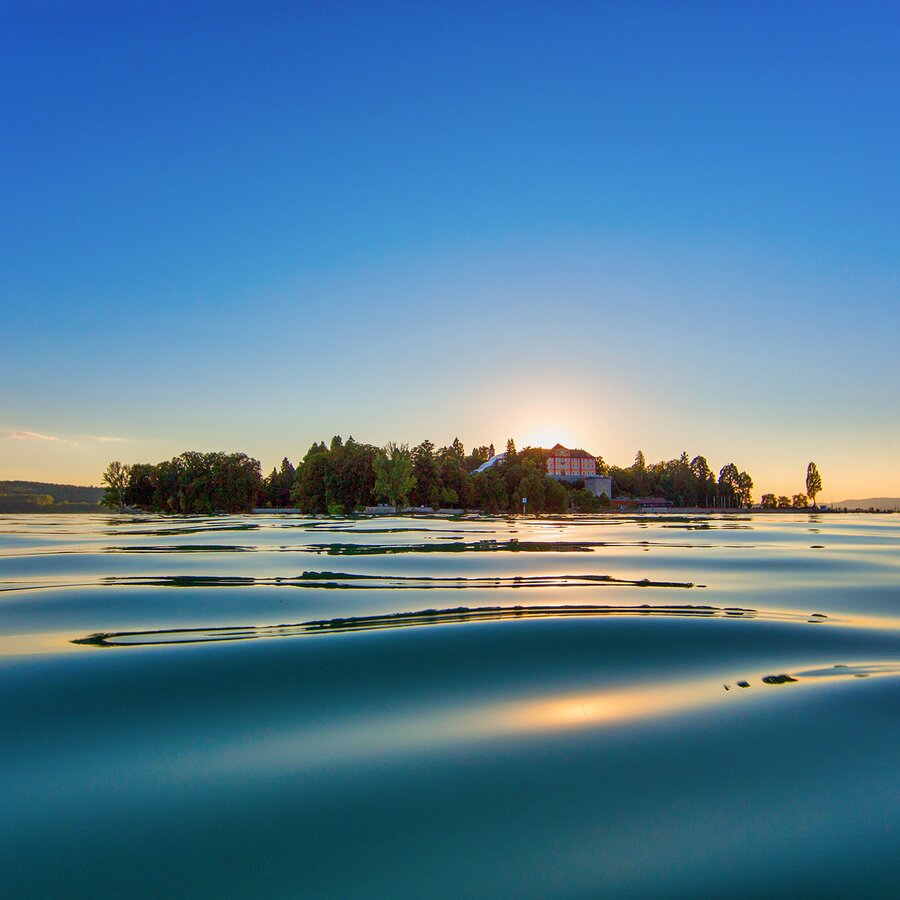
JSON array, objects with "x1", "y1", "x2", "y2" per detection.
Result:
[{"x1": 806, "y1": 462, "x2": 823, "y2": 507}]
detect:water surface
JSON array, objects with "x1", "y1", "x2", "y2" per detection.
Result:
[{"x1": 2, "y1": 512, "x2": 899, "y2": 897}]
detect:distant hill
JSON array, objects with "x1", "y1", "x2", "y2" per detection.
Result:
[
  {"x1": 0, "y1": 481, "x2": 104, "y2": 513},
  {"x1": 832, "y1": 497, "x2": 900, "y2": 511}
]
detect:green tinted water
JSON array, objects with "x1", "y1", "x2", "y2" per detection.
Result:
[{"x1": 2, "y1": 512, "x2": 898, "y2": 897}]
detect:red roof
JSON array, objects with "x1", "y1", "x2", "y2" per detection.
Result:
[{"x1": 549, "y1": 443, "x2": 596, "y2": 460}]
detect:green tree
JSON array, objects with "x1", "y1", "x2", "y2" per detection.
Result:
[
  {"x1": 777, "y1": 495, "x2": 791, "y2": 508},
  {"x1": 373, "y1": 442, "x2": 416, "y2": 508},
  {"x1": 569, "y1": 486, "x2": 600, "y2": 513},
  {"x1": 108, "y1": 453, "x2": 261, "y2": 513},
  {"x1": 289, "y1": 438, "x2": 376, "y2": 514},
  {"x1": 277, "y1": 458, "x2": 296, "y2": 506},
  {"x1": 806, "y1": 462, "x2": 822, "y2": 508},
  {"x1": 473, "y1": 470, "x2": 508, "y2": 514},
  {"x1": 515, "y1": 470, "x2": 546, "y2": 514},
  {"x1": 323, "y1": 436, "x2": 350, "y2": 512},
  {"x1": 263, "y1": 466, "x2": 278, "y2": 506},
  {"x1": 519, "y1": 446, "x2": 549, "y2": 472},
  {"x1": 543, "y1": 476, "x2": 569, "y2": 513},
  {"x1": 123, "y1": 462, "x2": 158, "y2": 508},
  {"x1": 465, "y1": 445, "x2": 492, "y2": 472},
  {"x1": 670, "y1": 452, "x2": 696, "y2": 506},
  {"x1": 761, "y1": 493, "x2": 777, "y2": 508},
  {"x1": 718, "y1": 463, "x2": 740, "y2": 508},
  {"x1": 505, "y1": 438, "x2": 517, "y2": 460},
  {"x1": 101, "y1": 461, "x2": 130, "y2": 511},
  {"x1": 437, "y1": 453, "x2": 475, "y2": 509},
  {"x1": 410, "y1": 441, "x2": 437, "y2": 507},
  {"x1": 262, "y1": 460, "x2": 295, "y2": 508},
  {"x1": 690, "y1": 455, "x2": 713, "y2": 506},
  {"x1": 628, "y1": 450, "x2": 648, "y2": 497},
  {"x1": 736, "y1": 471, "x2": 754, "y2": 508},
  {"x1": 792, "y1": 493, "x2": 810, "y2": 508},
  {"x1": 337, "y1": 438, "x2": 377, "y2": 511},
  {"x1": 291, "y1": 443, "x2": 329, "y2": 513}
]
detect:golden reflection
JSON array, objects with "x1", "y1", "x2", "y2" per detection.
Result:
[
  {"x1": 0, "y1": 632, "x2": 79, "y2": 656},
  {"x1": 495, "y1": 662, "x2": 900, "y2": 737},
  {"x1": 503, "y1": 679, "x2": 718, "y2": 733}
]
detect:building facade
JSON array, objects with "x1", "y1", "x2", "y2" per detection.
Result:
[
  {"x1": 546, "y1": 445, "x2": 612, "y2": 498},
  {"x1": 547, "y1": 444, "x2": 598, "y2": 478}
]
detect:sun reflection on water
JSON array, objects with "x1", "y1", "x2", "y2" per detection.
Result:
[{"x1": 503, "y1": 679, "x2": 718, "y2": 733}]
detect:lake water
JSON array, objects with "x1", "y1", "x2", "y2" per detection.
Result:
[{"x1": 2, "y1": 511, "x2": 899, "y2": 897}]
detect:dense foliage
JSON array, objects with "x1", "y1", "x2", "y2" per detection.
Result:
[
  {"x1": 105, "y1": 438, "x2": 773, "y2": 515},
  {"x1": 114, "y1": 452, "x2": 263, "y2": 513},
  {"x1": 287, "y1": 436, "x2": 378, "y2": 514},
  {"x1": 281, "y1": 437, "x2": 582, "y2": 515},
  {"x1": 608, "y1": 451, "x2": 753, "y2": 508},
  {"x1": 108, "y1": 438, "x2": 603, "y2": 515}
]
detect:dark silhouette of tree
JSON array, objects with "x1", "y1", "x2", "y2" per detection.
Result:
[
  {"x1": 736, "y1": 471, "x2": 754, "y2": 508},
  {"x1": 718, "y1": 463, "x2": 740, "y2": 508},
  {"x1": 261, "y1": 457, "x2": 295, "y2": 507},
  {"x1": 669, "y1": 452, "x2": 696, "y2": 506},
  {"x1": 690, "y1": 456, "x2": 712, "y2": 506}
]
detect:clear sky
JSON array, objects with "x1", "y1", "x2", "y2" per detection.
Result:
[{"x1": 2, "y1": 1, "x2": 898, "y2": 500}]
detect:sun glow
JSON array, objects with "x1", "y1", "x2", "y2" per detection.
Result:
[
  {"x1": 507, "y1": 680, "x2": 719, "y2": 732},
  {"x1": 503, "y1": 378, "x2": 605, "y2": 454},
  {"x1": 520, "y1": 426, "x2": 579, "y2": 451}
]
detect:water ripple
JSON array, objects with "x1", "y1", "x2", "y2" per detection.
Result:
[{"x1": 73, "y1": 601, "x2": 831, "y2": 647}]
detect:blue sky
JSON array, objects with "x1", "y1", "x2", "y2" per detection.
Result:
[{"x1": 2, "y1": 1, "x2": 898, "y2": 499}]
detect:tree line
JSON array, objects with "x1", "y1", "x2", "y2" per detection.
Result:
[
  {"x1": 101, "y1": 439, "x2": 819, "y2": 515},
  {"x1": 608, "y1": 450, "x2": 754, "y2": 508},
  {"x1": 101, "y1": 452, "x2": 263, "y2": 515},
  {"x1": 101, "y1": 439, "x2": 603, "y2": 515},
  {"x1": 103, "y1": 436, "x2": 609, "y2": 515},
  {"x1": 0, "y1": 480, "x2": 104, "y2": 513}
]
